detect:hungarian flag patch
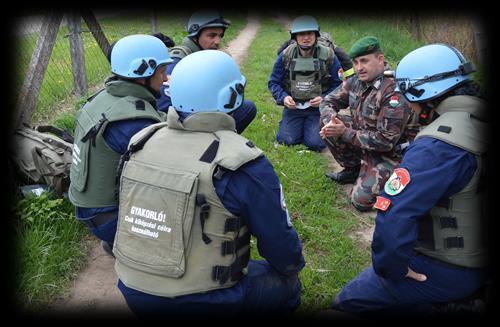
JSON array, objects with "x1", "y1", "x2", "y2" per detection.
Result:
[
  {"x1": 337, "y1": 67, "x2": 344, "y2": 80},
  {"x1": 384, "y1": 168, "x2": 411, "y2": 196},
  {"x1": 374, "y1": 196, "x2": 391, "y2": 211},
  {"x1": 389, "y1": 95, "x2": 400, "y2": 108}
]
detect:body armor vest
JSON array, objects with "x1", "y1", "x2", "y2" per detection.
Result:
[
  {"x1": 114, "y1": 110, "x2": 263, "y2": 297},
  {"x1": 282, "y1": 43, "x2": 334, "y2": 102},
  {"x1": 414, "y1": 95, "x2": 489, "y2": 268},
  {"x1": 68, "y1": 78, "x2": 165, "y2": 208},
  {"x1": 169, "y1": 37, "x2": 202, "y2": 59}
]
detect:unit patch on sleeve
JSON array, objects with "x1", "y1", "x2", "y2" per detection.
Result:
[
  {"x1": 374, "y1": 196, "x2": 391, "y2": 211},
  {"x1": 384, "y1": 168, "x2": 411, "y2": 196}
]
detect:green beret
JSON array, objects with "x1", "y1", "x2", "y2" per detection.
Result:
[{"x1": 348, "y1": 36, "x2": 381, "y2": 59}]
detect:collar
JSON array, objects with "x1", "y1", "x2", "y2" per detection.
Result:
[
  {"x1": 183, "y1": 37, "x2": 203, "y2": 53},
  {"x1": 167, "y1": 109, "x2": 236, "y2": 133},
  {"x1": 105, "y1": 76, "x2": 157, "y2": 105}
]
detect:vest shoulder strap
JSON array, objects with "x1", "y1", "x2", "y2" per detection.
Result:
[
  {"x1": 213, "y1": 130, "x2": 263, "y2": 171},
  {"x1": 281, "y1": 43, "x2": 297, "y2": 71},
  {"x1": 416, "y1": 98, "x2": 489, "y2": 155},
  {"x1": 105, "y1": 96, "x2": 163, "y2": 122},
  {"x1": 169, "y1": 45, "x2": 191, "y2": 59}
]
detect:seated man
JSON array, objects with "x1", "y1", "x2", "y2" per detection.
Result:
[
  {"x1": 331, "y1": 43, "x2": 490, "y2": 316},
  {"x1": 114, "y1": 50, "x2": 305, "y2": 317},
  {"x1": 319, "y1": 36, "x2": 417, "y2": 212},
  {"x1": 268, "y1": 15, "x2": 342, "y2": 151},
  {"x1": 157, "y1": 9, "x2": 256, "y2": 134}
]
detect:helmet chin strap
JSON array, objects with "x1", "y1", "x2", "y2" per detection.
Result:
[
  {"x1": 144, "y1": 78, "x2": 161, "y2": 99},
  {"x1": 418, "y1": 101, "x2": 435, "y2": 125},
  {"x1": 298, "y1": 44, "x2": 313, "y2": 51}
]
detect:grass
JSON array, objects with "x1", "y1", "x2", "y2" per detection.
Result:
[{"x1": 13, "y1": 191, "x2": 89, "y2": 311}]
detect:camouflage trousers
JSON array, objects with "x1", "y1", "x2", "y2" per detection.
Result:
[{"x1": 322, "y1": 111, "x2": 400, "y2": 210}]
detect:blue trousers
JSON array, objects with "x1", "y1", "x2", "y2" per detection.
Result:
[
  {"x1": 90, "y1": 218, "x2": 117, "y2": 243},
  {"x1": 118, "y1": 260, "x2": 301, "y2": 317},
  {"x1": 276, "y1": 107, "x2": 325, "y2": 151},
  {"x1": 332, "y1": 255, "x2": 489, "y2": 316}
]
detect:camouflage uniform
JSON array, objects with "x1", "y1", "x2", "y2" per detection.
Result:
[{"x1": 320, "y1": 73, "x2": 419, "y2": 210}]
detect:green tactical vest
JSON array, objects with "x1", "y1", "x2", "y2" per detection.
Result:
[
  {"x1": 68, "y1": 78, "x2": 165, "y2": 208},
  {"x1": 114, "y1": 109, "x2": 263, "y2": 297},
  {"x1": 282, "y1": 43, "x2": 334, "y2": 102},
  {"x1": 414, "y1": 95, "x2": 489, "y2": 268},
  {"x1": 169, "y1": 37, "x2": 202, "y2": 59}
]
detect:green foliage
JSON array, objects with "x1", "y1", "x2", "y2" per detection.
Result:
[
  {"x1": 13, "y1": 191, "x2": 88, "y2": 310},
  {"x1": 51, "y1": 111, "x2": 77, "y2": 135},
  {"x1": 316, "y1": 14, "x2": 424, "y2": 69}
]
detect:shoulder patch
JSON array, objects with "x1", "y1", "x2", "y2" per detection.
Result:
[
  {"x1": 374, "y1": 196, "x2": 391, "y2": 211},
  {"x1": 389, "y1": 95, "x2": 400, "y2": 108},
  {"x1": 384, "y1": 168, "x2": 411, "y2": 196},
  {"x1": 337, "y1": 67, "x2": 344, "y2": 80}
]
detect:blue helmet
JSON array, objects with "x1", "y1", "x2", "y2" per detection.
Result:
[
  {"x1": 187, "y1": 9, "x2": 230, "y2": 38},
  {"x1": 111, "y1": 34, "x2": 173, "y2": 79},
  {"x1": 395, "y1": 44, "x2": 475, "y2": 102},
  {"x1": 170, "y1": 50, "x2": 245, "y2": 113},
  {"x1": 290, "y1": 16, "x2": 320, "y2": 37}
]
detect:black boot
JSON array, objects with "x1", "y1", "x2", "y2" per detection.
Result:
[
  {"x1": 325, "y1": 166, "x2": 360, "y2": 185},
  {"x1": 101, "y1": 240, "x2": 115, "y2": 258}
]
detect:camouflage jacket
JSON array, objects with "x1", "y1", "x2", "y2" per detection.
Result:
[{"x1": 319, "y1": 73, "x2": 418, "y2": 157}]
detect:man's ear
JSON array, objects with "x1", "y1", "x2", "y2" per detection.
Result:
[{"x1": 378, "y1": 53, "x2": 385, "y2": 65}]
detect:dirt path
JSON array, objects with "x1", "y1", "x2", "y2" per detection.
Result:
[
  {"x1": 47, "y1": 13, "x2": 262, "y2": 315},
  {"x1": 223, "y1": 13, "x2": 261, "y2": 65}
]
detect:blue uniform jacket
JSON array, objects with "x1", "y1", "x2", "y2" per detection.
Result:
[
  {"x1": 268, "y1": 51, "x2": 342, "y2": 105},
  {"x1": 76, "y1": 119, "x2": 158, "y2": 219},
  {"x1": 371, "y1": 136, "x2": 478, "y2": 280},
  {"x1": 214, "y1": 155, "x2": 305, "y2": 276},
  {"x1": 157, "y1": 57, "x2": 182, "y2": 112}
]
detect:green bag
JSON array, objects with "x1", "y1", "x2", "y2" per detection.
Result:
[{"x1": 11, "y1": 125, "x2": 73, "y2": 195}]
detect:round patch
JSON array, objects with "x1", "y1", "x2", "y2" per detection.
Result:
[
  {"x1": 384, "y1": 168, "x2": 411, "y2": 196},
  {"x1": 389, "y1": 95, "x2": 399, "y2": 108}
]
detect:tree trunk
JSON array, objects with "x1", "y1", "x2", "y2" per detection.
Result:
[
  {"x1": 410, "y1": 14, "x2": 421, "y2": 41},
  {"x1": 472, "y1": 17, "x2": 486, "y2": 65}
]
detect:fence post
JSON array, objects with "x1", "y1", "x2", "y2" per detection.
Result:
[
  {"x1": 472, "y1": 17, "x2": 486, "y2": 65},
  {"x1": 81, "y1": 9, "x2": 110, "y2": 59},
  {"x1": 410, "y1": 13, "x2": 421, "y2": 41},
  {"x1": 67, "y1": 13, "x2": 87, "y2": 97},
  {"x1": 12, "y1": 12, "x2": 63, "y2": 131},
  {"x1": 151, "y1": 11, "x2": 158, "y2": 34}
]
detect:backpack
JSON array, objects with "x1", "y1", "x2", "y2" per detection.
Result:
[
  {"x1": 277, "y1": 31, "x2": 353, "y2": 71},
  {"x1": 10, "y1": 125, "x2": 74, "y2": 195}
]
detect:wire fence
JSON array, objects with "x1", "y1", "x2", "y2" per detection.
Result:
[
  {"x1": 12, "y1": 10, "x2": 191, "y2": 124},
  {"x1": 12, "y1": 11, "x2": 483, "y2": 125}
]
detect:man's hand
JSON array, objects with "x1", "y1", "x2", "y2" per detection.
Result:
[
  {"x1": 319, "y1": 115, "x2": 346, "y2": 139},
  {"x1": 284, "y1": 96, "x2": 297, "y2": 109},
  {"x1": 405, "y1": 267, "x2": 427, "y2": 282},
  {"x1": 309, "y1": 96, "x2": 322, "y2": 108}
]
